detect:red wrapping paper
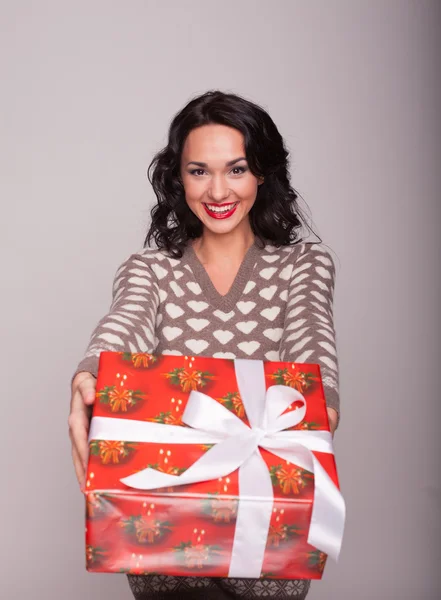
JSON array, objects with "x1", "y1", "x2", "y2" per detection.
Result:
[{"x1": 84, "y1": 352, "x2": 340, "y2": 579}]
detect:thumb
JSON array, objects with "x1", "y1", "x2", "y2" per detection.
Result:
[
  {"x1": 84, "y1": 389, "x2": 96, "y2": 405},
  {"x1": 77, "y1": 375, "x2": 97, "y2": 405}
]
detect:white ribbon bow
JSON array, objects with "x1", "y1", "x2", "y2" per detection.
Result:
[{"x1": 89, "y1": 358, "x2": 345, "y2": 578}]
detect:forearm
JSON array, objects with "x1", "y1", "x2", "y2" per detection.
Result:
[
  {"x1": 72, "y1": 252, "x2": 159, "y2": 383},
  {"x1": 279, "y1": 242, "x2": 341, "y2": 429}
]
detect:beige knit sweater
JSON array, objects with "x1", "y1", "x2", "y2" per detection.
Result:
[{"x1": 74, "y1": 239, "x2": 341, "y2": 599}]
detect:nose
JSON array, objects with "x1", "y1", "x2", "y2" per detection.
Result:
[{"x1": 208, "y1": 174, "x2": 230, "y2": 202}]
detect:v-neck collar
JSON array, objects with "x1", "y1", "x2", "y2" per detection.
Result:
[{"x1": 183, "y1": 239, "x2": 262, "y2": 312}]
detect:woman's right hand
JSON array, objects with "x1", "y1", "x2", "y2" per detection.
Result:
[{"x1": 68, "y1": 371, "x2": 96, "y2": 490}]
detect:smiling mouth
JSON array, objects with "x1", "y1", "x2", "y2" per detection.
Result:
[{"x1": 203, "y1": 202, "x2": 239, "y2": 219}]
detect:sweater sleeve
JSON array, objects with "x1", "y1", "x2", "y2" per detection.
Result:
[
  {"x1": 72, "y1": 252, "x2": 160, "y2": 380},
  {"x1": 279, "y1": 242, "x2": 341, "y2": 428}
]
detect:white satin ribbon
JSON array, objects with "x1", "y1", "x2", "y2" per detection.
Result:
[{"x1": 89, "y1": 358, "x2": 345, "y2": 577}]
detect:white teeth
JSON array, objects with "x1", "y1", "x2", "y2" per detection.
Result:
[{"x1": 205, "y1": 202, "x2": 237, "y2": 214}]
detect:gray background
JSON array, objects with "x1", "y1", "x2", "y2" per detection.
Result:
[{"x1": 1, "y1": 1, "x2": 440, "y2": 598}]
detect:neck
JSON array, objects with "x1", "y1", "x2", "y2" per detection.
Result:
[{"x1": 192, "y1": 226, "x2": 255, "y2": 266}]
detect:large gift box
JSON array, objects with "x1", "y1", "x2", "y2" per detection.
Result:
[{"x1": 84, "y1": 352, "x2": 345, "y2": 579}]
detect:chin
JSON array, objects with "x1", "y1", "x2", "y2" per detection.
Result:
[{"x1": 204, "y1": 218, "x2": 250, "y2": 238}]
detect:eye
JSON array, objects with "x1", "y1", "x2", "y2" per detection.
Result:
[
  {"x1": 188, "y1": 165, "x2": 248, "y2": 177},
  {"x1": 231, "y1": 166, "x2": 247, "y2": 175}
]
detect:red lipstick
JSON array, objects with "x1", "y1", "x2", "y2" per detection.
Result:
[{"x1": 203, "y1": 201, "x2": 239, "y2": 220}]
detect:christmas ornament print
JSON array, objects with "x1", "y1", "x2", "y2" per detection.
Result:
[
  {"x1": 152, "y1": 397, "x2": 184, "y2": 425},
  {"x1": 270, "y1": 463, "x2": 314, "y2": 495},
  {"x1": 86, "y1": 544, "x2": 107, "y2": 567},
  {"x1": 217, "y1": 391, "x2": 246, "y2": 419},
  {"x1": 120, "y1": 503, "x2": 173, "y2": 545},
  {"x1": 173, "y1": 528, "x2": 223, "y2": 570},
  {"x1": 96, "y1": 385, "x2": 145, "y2": 412},
  {"x1": 164, "y1": 366, "x2": 214, "y2": 392},
  {"x1": 121, "y1": 352, "x2": 157, "y2": 369},
  {"x1": 201, "y1": 477, "x2": 238, "y2": 524},
  {"x1": 269, "y1": 366, "x2": 318, "y2": 394},
  {"x1": 89, "y1": 440, "x2": 138, "y2": 464},
  {"x1": 267, "y1": 508, "x2": 302, "y2": 548},
  {"x1": 308, "y1": 549, "x2": 328, "y2": 574}
]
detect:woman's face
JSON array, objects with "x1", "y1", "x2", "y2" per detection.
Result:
[{"x1": 180, "y1": 124, "x2": 263, "y2": 237}]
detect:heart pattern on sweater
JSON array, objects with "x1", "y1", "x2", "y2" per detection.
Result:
[
  {"x1": 85, "y1": 243, "x2": 339, "y2": 416},
  {"x1": 213, "y1": 351, "x2": 236, "y2": 359},
  {"x1": 259, "y1": 267, "x2": 278, "y2": 280},
  {"x1": 243, "y1": 281, "x2": 256, "y2": 294},
  {"x1": 186, "y1": 281, "x2": 202, "y2": 295},
  {"x1": 259, "y1": 285, "x2": 277, "y2": 301},
  {"x1": 235, "y1": 321, "x2": 258, "y2": 334},
  {"x1": 263, "y1": 328, "x2": 283, "y2": 342},
  {"x1": 262, "y1": 255, "x2": 280, "y2": 263},
  {"x1": 185, "y1": 339, "x2": 209, "y2": 353},
  {"x1": 261, "y1": 306, "x2": 281, "y2": 320},
  {"x1": 162, "y1": 326, "x2": 183, "y2": 341},
  {"x1": 265, "y1": 350, "x2": 280, "y2": 361},
  {"x1": 237, "y1": 301, "x2": 256, "y2": 315},
  {"x1": 187, "y1": 300, "x2": 209, "y2": 313},
  {"x1": 214, "y1": 310, "x2": 235, "y2": 322},
  {"x1": 158, "y1": 289, "x2": 168, "y2": 303},
  {"x1": 213, "y1": 330, "x2": 235, "y2": 344},
  {"x1": 279, "y1": 265, "x2": 292, "y2": 280},
  {"x1": 237, "y1": 341, "x2": 260, "y2": 356},
  {"x1": 165, "y1": 303, "x2": 184, "y2": 319},
  {"x1": 186, "y1": 318, "x2": 210, "y2": 332},
  {"x1": 170, "y1": 281, "x2": 185, "y2": 298},
  {"x1": 151, "y1": 264, "x2": 168, "y2": 280}
]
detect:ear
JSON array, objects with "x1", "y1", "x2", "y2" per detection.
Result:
[{"x1": 258, "y1": 176, "x2": 264, "y2": 186}]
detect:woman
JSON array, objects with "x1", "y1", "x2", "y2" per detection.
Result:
[{"x1": 69, "y1": 90, "x2": 340, "y2": 599}]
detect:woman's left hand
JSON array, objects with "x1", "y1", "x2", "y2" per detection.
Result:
[{"x1": 327, "y1": 407, "x2": 338, "y2": 438}]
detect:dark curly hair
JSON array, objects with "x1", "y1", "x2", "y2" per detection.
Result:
[{"x1": 145, "y1": 90, "x2": 320, "y2": 257}]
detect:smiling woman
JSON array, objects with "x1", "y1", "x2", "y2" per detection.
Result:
[
  {"x1": 145, "y1": 91, "x2": 308, "y2": 260},
  {"x1": 181, "y1": 127, "x2": 263, "y2": 233},
  {"x1": 69, "y1": 89, "x2": 340, "y2": 600}
]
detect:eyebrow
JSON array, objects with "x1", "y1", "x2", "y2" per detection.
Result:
[{"x1": 186, "y1": 157, "x2": 248, "y2": 168}]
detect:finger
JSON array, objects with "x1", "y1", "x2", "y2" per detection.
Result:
[
  {"x1": 74, "y1": 423, "x2": 90, "y2": 472},
  {"x1": 71, "y1": 427, "x2": 89, "y2": 489},
  {"x1": 70, "y1": 387, "x2": 92, "y2": 423},
  {"x1": 77, "y1": 375, "x2": 97, "y2": 405},
  {"x1": 68, "y1": 409, "x2": 90, "y2": 471},
  {"x1": 72, "y1": 443, "x2": 86, "y2": 490}
]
